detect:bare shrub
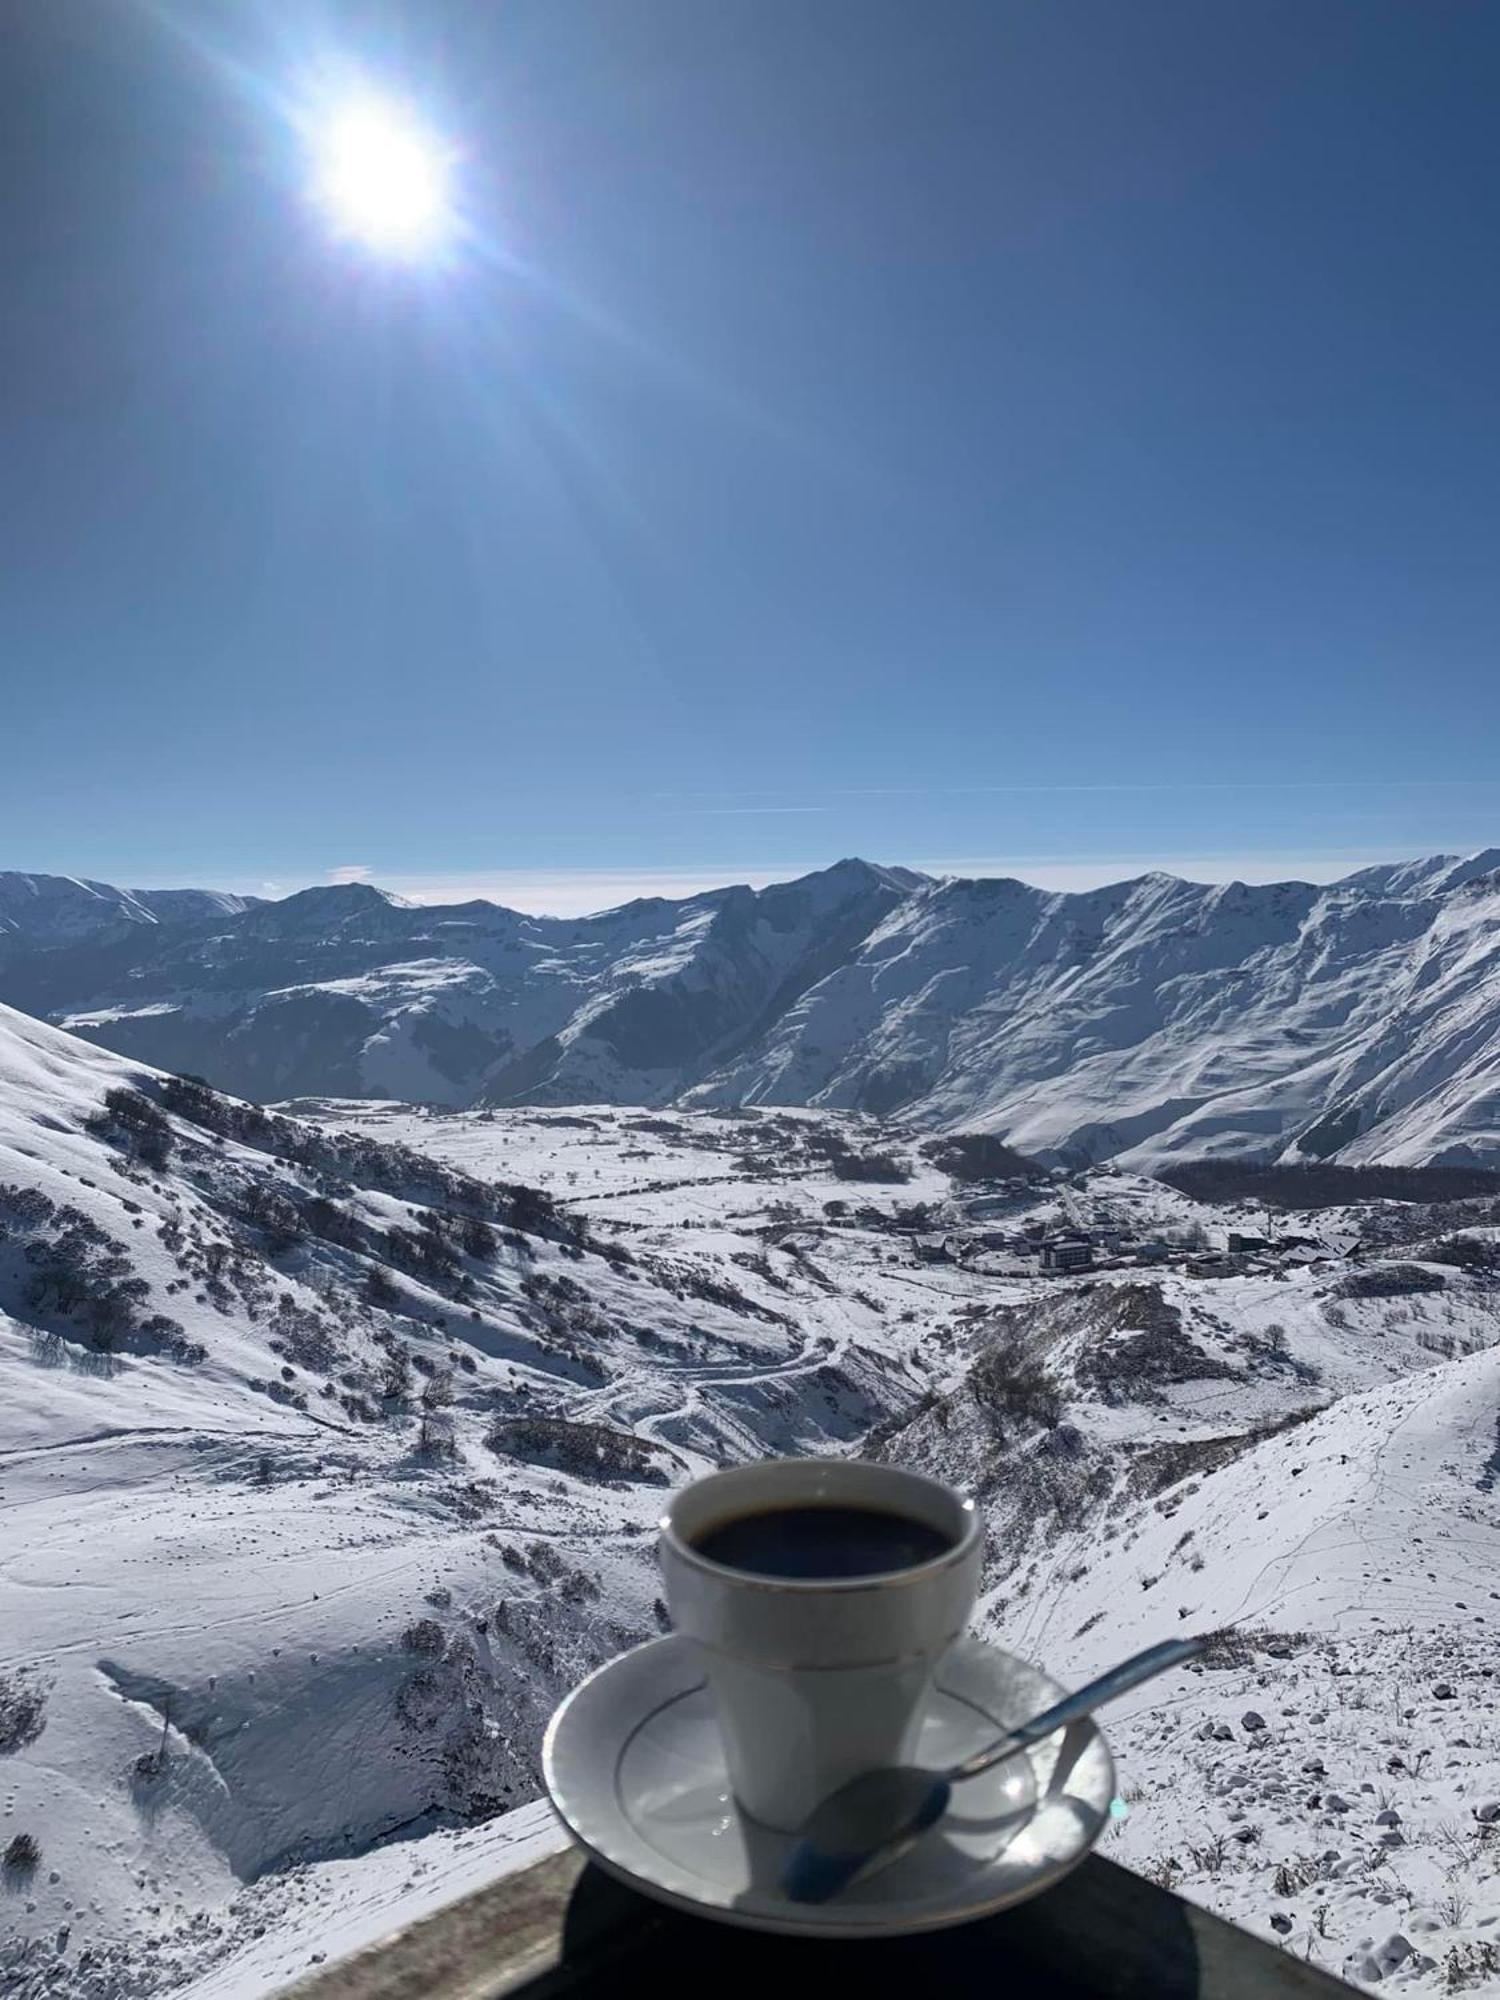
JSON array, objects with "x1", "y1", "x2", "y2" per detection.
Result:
[
  {"x1": 378, "y1": 1342, "x2": 413, "y2": 1402},
  {"x1": 1198, "y1": 1626, "x2": 1308, "y2": 1669},
  {"x1": 1338, "y1": 1264, "x2": 1445, "y2": 1299},
  {"x1": 0, "y1": 1673, "x2": 48, "y2": 1753},
  {"x1": 418, "y1": 1365, "x2": 455, "y2": 1456},
  {"x1": 365, "y1": 1264, "x2": 400, "y2": 1310},
  {"x1": 1445, "y1": 1941, "x2": 1500, "y2": 1991},
  {"x1": 86, "y1": 1086, "x2": 174, "y2": 1170},
  {"x1": 485, "y1": 1414, "x2": 672, "y2": 1485},
  {"x1": 969, "y1": 1334, "x2": 1064, "y2": 1431}
]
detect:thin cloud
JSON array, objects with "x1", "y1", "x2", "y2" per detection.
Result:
[
  {"x1": 653, "y1": 776, "x2": 1500, "y2": 805},
  {"x1": 662, "y1": 805, "x2": 830, "y2": 817},
  {"x1": 328, "y1": 864, "x2": 372, "y2": 883}
]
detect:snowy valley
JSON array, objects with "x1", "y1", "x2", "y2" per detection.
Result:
[{"x1": 2, "y1": 998, "x2": 1500, "y2": 1997}]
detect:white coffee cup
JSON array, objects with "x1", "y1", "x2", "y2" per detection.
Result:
[{"x1": 658, "y1": 1456, "x2": 981, "y2": 1831}]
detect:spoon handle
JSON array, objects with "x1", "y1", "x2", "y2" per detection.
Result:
[{"x1": 947, "y1": 1634, "x2": 1207, "y2": 1783}]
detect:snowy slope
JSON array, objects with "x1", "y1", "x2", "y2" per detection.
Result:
[
  {"x1": 860, "y1": 1247, "x2": 1500, "y2": 1991},
  {"x1": 1032, "y1": 1341, "x2": 1500, "y2": 1991}
]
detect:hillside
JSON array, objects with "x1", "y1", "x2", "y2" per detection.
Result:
[
  {"x1": 0, "y1": 1007, "x2": 957, "y2": 1996},
  {"x1": 5, "y1": 1001, "x2": 1500, "y2": 1995},
  {"x1": 5, "y1": 852, "x2": 1500, "y2": 1167},
  {"x1": 876, "y1": 1288, "x2": 1500, "y2": 1989}
]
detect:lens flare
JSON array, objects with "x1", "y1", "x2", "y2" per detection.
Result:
[{"x1": 309, "y1": 96, "x2": 453, "y2": 257}]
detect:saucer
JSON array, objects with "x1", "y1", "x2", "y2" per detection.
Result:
[{"x1": 542, "y1": 1634, "x2": 1116, "y2": 1938}]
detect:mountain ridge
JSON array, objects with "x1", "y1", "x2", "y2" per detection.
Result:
[
  {"x1": 4, "y1": 852, "x2": 1500, "y2": 1167},
  {"x1": 0, "y1": 871, "x2": 261, "y2": 942}
]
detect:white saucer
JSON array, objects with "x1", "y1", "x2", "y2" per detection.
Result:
[{"x1": 542, "y1": 1634, "x2": 1116, "y2": 1938}]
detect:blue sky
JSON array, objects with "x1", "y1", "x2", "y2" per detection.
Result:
[{"x1": 4, "y1": 1, "x2": 1500, "y2": 913}]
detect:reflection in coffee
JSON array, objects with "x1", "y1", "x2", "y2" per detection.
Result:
[{"x1": 692, "y1": 1503, "x2": 952, "y2": 1580}]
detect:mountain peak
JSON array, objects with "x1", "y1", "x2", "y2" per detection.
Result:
[
  {"x1": 280, "y1": 882, "x2": 413, "y2": 913},
  {"x1": 1445, "y1": 847, "x2": 1500, "y2": 889},
  {"x1": 806, "y1": 857, "x2": 931, "y2": 894},
  {"x1": 1335, "y1": 850, "x2": 1500, "y2": 899}
]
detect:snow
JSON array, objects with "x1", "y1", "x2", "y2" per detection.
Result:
[
  {"x1": 180, "y1": 1803, "x2": 566, "y2": 1999},
  {"x1": 1030, "y1": 1343, "x2": 1500, "y2": 1989},
  {"x1": 4, "y1": 1002, "x2": 1500, "y2": 1994}
]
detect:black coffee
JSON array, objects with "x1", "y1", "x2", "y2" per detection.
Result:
[{"x1": 692, "y1": 1503, "x2": 952, "y2": 1580}]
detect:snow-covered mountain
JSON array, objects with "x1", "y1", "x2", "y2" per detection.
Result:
[
  {"x1": 5, "y1": 852, "x2": 1500, "y2": 1168},
  {"x1": 0, "y1": 872, "x2": 260, "y2": 944},
  {"x1": 0, "y1": 861, "x2": 920, "y2": 1110},
  {"x1": 5, "y1": 998, "x2": 1500, "y2": 1996},
  {"x1": 696, "y1": 853, "x2": 1500, "y2": 1169}
]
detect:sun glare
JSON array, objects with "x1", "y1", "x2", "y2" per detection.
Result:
[{"x1": 309, "y1": 96, "x2": 453, "y2": 257}]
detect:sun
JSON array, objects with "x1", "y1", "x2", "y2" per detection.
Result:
[{"x1": 308, "y1": 96, "x2": 453, "y2": 257}]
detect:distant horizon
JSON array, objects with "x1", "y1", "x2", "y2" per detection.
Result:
[{"x1": 8, "y1": 840, "x2": 1497, "y2": 921}]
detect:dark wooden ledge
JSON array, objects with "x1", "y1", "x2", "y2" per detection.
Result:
[{"x1": 283, "y1": 1847, "x2": 1361, "y2": 2000}]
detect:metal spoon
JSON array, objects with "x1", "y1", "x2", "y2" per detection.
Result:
[{"x1": 780, "y1": 1633, "x2": 1207, "y2": 1904}]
